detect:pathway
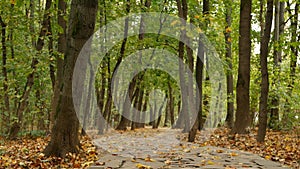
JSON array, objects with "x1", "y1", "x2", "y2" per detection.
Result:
[{"x1": 89, "y1": 128, "x2": 291, "y2": 169}]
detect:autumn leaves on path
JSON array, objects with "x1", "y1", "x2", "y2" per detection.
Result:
[{"x1": 90, "y1": 128, "x2": 290, "y2": 169}]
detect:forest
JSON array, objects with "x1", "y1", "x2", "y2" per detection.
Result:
[{"x1": 0, "y1": 0, "x2": 299, "y2": 168}]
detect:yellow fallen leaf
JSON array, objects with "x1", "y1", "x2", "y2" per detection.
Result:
[
  {"x1": 216, "y1": 149, "x2": 224, "y2": 153},
  {"x1": 136, "y1": 163, "x2": 151, "y2": 169},
  {"x1": 207, "y1": 160, "x2": 214, "y2": 165},
  {"x1": 265, "y1": 155, "x2": 271, "y2": 160},
  {"x1": 230, "y1": 152, "x2": 238, "y2": 156}
]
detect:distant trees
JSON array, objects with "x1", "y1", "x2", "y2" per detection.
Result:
[{"x1": 0, "y1": 0, "x2": 299, "y2": 157}]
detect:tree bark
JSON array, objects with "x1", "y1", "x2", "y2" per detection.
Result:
[
  {"x1": 188, "y1": 0, "x2": 209, "y2": 142},
  {"x1": 131, "y1": 85, "x2": 140, "y2": 130},
  {"x1": 0, "y1": 16, "x2": 10, "y2": 134},
  {"x1": 164, "y1": 97, "x2": 170, "y2": 127},
  {"x1": 140, "y1": 91, "x2": 149, "y2": 128},
  {"x1": 116, "y1": 77, "x2": 136, "y2": 130},
  {"x1": 115, "y1": 0, "x2": 132, "y2": 131},
  {"x1": 50, "y1": 0, "x2": 66, "y2": 132},
  {"x1": 269, "y1": 0, "x2": 284, "y2": 129},
  {"x1": 174, "y1": 100, "x2": 183, "y2": 128},
  {"x1": 232, "y1": 0, "x2": 252, "y2": 134},
  {"x1": 257, "y1": 0, "x2": 273, "y2": 143},
  {"x1": 44, "y1": 0, "x2": 98, "y2": 157},
  {"x1": 136, "y1": 88, "x2": 145, "y2": 128},
  {"x1": 153, "y1": 98, "x2": 166, "y2": 129},
  {"x1": 188, "y1": 36, "x2": 204, "y2": 142},
  {"x1": 96, "y1": 0, "x2": 108, "y2": 134},
  {"x1": 176, "y1": 0, "x2": 190, "y2": 133},
  {"x1": 224, "y1": 0, "x2": 234, "y2": 129}
]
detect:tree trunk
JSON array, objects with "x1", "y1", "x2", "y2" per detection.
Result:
[
  {"x1": 232, "y1": 0, "x2": 252, "y2": 134},
  {"x1": 115, "y1": 0, "x2": 131, "y2": 131},
  {"x1": 188, "y1": 0, "x2": 209, "y2": 142},
  {"x1": 0, "y1": 16, "x2": 10, "y2": 134},
  {"x1": 257, "y1": 0, "x2": 273, "y2": 143},
  {"x1": 116, "y1": 78, "x2": 136, "y2": 130},
  {"x1": 188, "y1": 36, "x2": 204, "y2": 142},
  {"x1": 168, "y1": 83, "x2": 175, "y2": 126},
  {"x1": 174, "y1": 100, "x2": 183, "y2": 128},
  {"x1": 49, "y1": 0, "x2": 66, "y2": 132},
  {"x1": 44, "y1": 0, "x2": 98, "y2": 157},
  {"x1": 176, "y1": 0, "x2": 190, "y2": 133},
  {"x1": 140, "y1": 91, "x2": 149, "y2": 128},
  {"x1": 131, "y1": 86, "x2": 140, "y2": 130},
  {"x1": 135, "y1": 89, "x2": 144, "y2": 128},
  {"x1": 48, "y1": 20, "x2": 55, "y2": 90},
  {"x1": 96, "y1": 0, "x2": 109, "y2": 134},
  {"x1": 81, "y1": 54, "x2": 95, "y2": 136},
  {"x1": 154, "y1": 98, "x2": 167, "y2": 129},
  {"x1": 224, "y1": 0, "x2": 234, "y2": 129},
  {"x1": 104, "y1": 57, "x2": 113, "y2": 131},
  {"x1": 163, "y1": 98, "x2": 169, "y2": 127},
  {"x1": 269, "y1": 0, "x2": 284, "y2": 129}
]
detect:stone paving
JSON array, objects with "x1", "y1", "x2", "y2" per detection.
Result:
[{"x1": 89, "y1": 129, "x2": 291, "y2": 169}]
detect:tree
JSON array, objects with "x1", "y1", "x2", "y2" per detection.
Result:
[
  {"x1": 50, "y1": 0, "x2": 67, "y2": 132},
  {"x1": 188, "y1": 0, "x2": 209, "y2": 142},
  {"x1": 269, "y1": 0, "x2": 284, "y2": 129},
  {"x1": 232, "y1": 0, "x2": 252, "y2": 134},
  {"x1": 0, "y1": 15, "x2": 9, "y2": 134},
  {"x1": 44, "y1": 0, "x2": 98, "y2": 157},
  {"x1": 257, "y1": 0, "x2": 273, "y2": 142},
  {"x1": 224, "y1": 0, "x2": 234, "y2": 129},
  {"x1": 115, "y1": 0, "x2": 132, "y2": 131},
  {"x1": 176, "y1": 0, "x2": 190, "y2": 133}
]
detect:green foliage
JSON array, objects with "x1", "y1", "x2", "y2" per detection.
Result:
[
  {"x1": 0, "y1": 0, "x2": 299, "y2": 137},
  {"x1": 17, "y1": 130, "x2": 46, "y2": 137}
]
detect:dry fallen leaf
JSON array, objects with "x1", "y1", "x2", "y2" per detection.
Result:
[
  {"x1": 144, "y1": 156, "x2": 155, "y2": 162},
  {"x1": 136, "y1": 163, "x2": 152, "y2": 169}
]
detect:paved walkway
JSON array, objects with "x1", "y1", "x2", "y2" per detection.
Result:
[{"x1": 89, "y1": 129, "x2": 291, "y2": 169}]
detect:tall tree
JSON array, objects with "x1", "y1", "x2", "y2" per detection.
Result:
[
  {"x1": 44, "y1": 0, "x2": 98, "y2": 157},
  {"x1": 176, "y1": 0, "x2": 190, "y2": 133},
  {"x1": 224, "y1": 0, "x2": 234, "y2": 128},
  {"x1": 232, "y1": 0, "x2": 252, "y2": 134},
  {"x1": 50, "y1": 0, "x2": 67, "y2": 132},
  {"x1": 131, "y1": 0, "x2": 151, "y2": 130},
  {"x1": 0, "y1": 15, "x2": 9, "y2": 134},
  {"x1": 188, "y1": 0, "x2": 209, "y2": 142},
  {"x1": 269, "y1": 0, "x2": 284, "y2": 129},
  {"x1": 115, "y1": 0, "x2": 132, "y2": 131},
  {"x1": 257, "y1": 0, "x2": 273, "y2": 142}
]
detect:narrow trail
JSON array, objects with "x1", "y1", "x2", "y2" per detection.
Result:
[{"x1": 89, "y1": 128, "x2": 290, "y2": 169}]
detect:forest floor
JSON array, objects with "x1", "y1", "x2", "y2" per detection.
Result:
[{"x1": 0, "y1": 127, "x2": 299, "y2": 168}]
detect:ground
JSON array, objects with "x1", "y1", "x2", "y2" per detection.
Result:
[{"x1": 0, "y1": 127, "x2": 299, "y2": 168}]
